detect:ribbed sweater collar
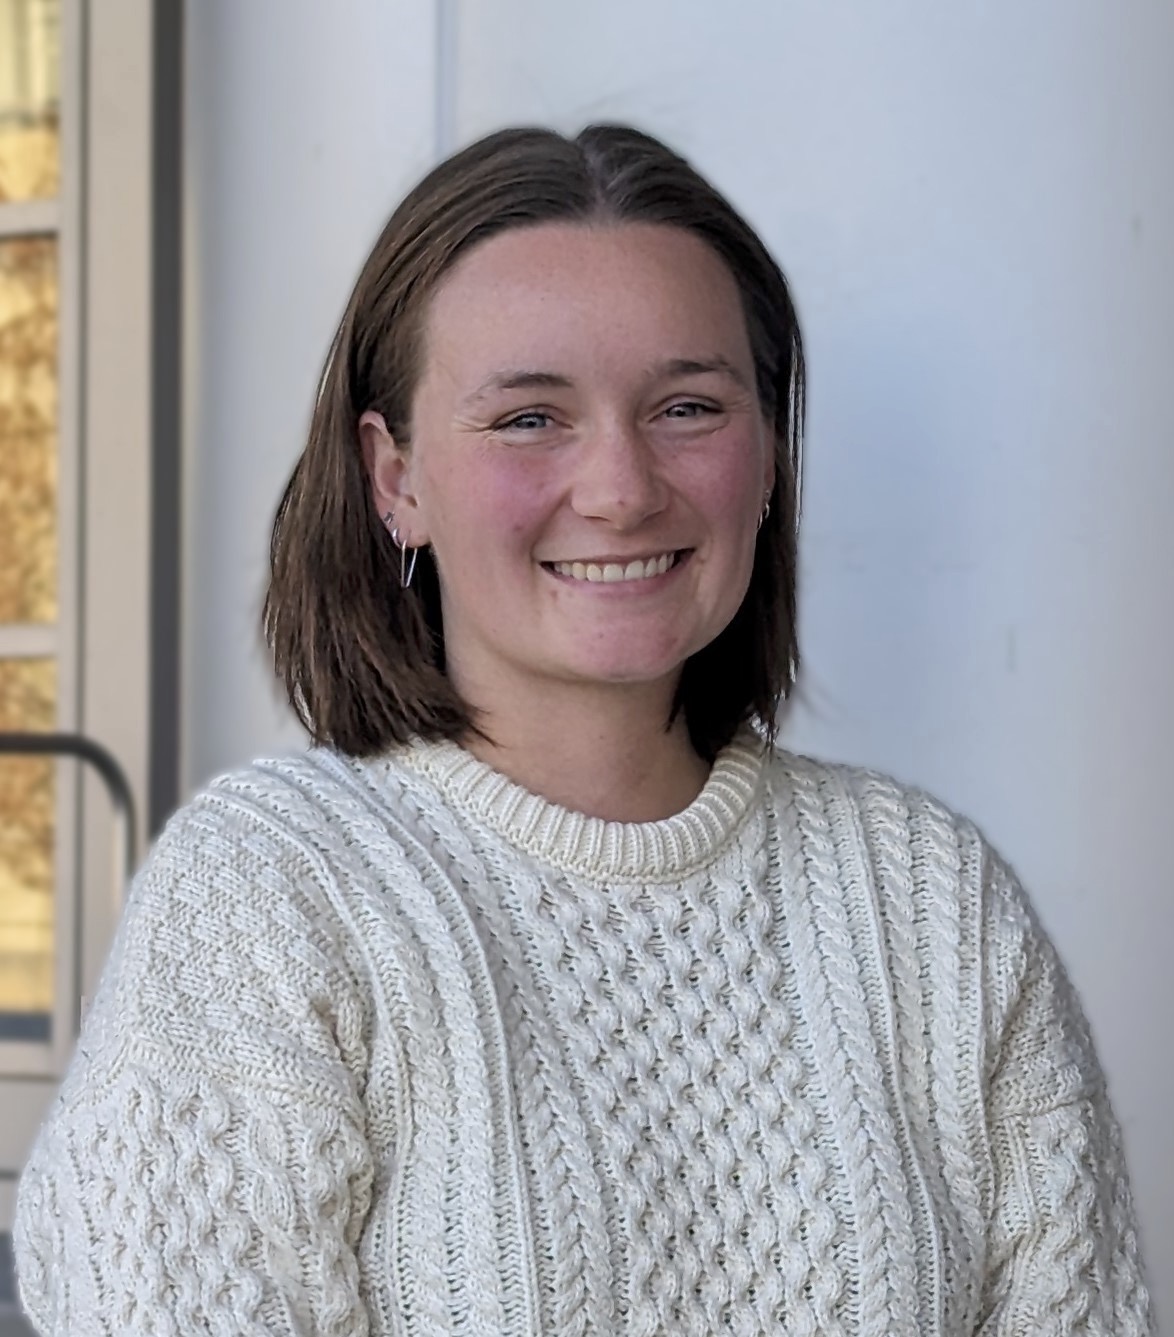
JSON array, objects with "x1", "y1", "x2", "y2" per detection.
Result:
[{"x1": 390, "y1": 730, "x2": 769, "y2": 882}]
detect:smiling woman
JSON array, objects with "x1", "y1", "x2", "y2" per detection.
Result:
[
  {"x1": 264, "y1": 125, "x2": 804, "y2": 788},
  {"x1": 13, "y1": 125, "x2": 1154, "y2": 1335}
]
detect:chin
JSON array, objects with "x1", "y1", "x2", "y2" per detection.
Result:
[
  {"x1": 564, "y1": 651, "x2": 691, "y2": 688},
  {"x1": 540, "y1": 625, "x2": 715, "y2": 691}
]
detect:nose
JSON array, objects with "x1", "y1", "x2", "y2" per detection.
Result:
[{"x1": 569, "y1": 417, "x2": 668, "y2": 529}]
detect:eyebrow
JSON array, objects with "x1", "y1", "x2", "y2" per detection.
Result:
[
  {"x1": 461, "y1": 370, "x2": 574, "y2": 408},
  {"x1": 462, "y1": 357, "x2": 749, "y2": 407},
  {"x1": 651, "y1": 356, "x2": 750, "y2": 388}
]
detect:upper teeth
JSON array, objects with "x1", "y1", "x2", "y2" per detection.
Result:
[{"x1": 550, "y1": 552, "x2": 676, "y2": 583}]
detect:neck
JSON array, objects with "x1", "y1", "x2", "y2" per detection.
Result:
[{"x1": 459, "y1": 680, "x2": 711, "y2": 822}]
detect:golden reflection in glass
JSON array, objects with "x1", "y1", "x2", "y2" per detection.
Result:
[
  {"x1": 0, "y1": 0, "x2": 61, "y2": 202},
  {"x1": 0, "y1": 235, "x2": 57, "y2": 623},
  {"x1": 0, "y1": 655, "x2": 54, "y2": 1010},
  {"x1": 0, "y1": 657, "x2": 55, "y2": 1016}
]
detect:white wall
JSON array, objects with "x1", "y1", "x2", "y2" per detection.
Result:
[
  {"x1": 184, "y1": 2, "x2": 1174, "y2": 1321},
  {"x1": 182, "y1": 0, "x2": 439, "y2": 779}
]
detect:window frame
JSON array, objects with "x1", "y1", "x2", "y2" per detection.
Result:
[
  {"x1": 0, "y1": 0, "x2": 82, "y2": 1082},
  {"x1": 0, "y1": 0, "x2": 172, "y2": 1180}
]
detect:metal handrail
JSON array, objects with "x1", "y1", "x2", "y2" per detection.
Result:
[
  {"x1": 0, "y1": 732, "x2": 137, "y2": 889},
  {"x1": 0, "y1": 731, "x2": 137, "y2": 1041}
]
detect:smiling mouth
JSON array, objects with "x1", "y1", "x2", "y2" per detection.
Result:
[{"x1": 542, "y1": 550, "x2": 686, "y2": 584}]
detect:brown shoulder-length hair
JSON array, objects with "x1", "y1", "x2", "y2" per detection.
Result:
[{"x1": 264, "y1": 123, "x2": 805, "y2": 761}]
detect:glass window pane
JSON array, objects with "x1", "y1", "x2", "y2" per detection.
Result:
[
  {"x1": 0, "y1": 0, "x2": 60, "y2": 202},
  {"x1": 0, "y1": 234, "x2": 57, "y2": 624},
  {"x1": 0, "y1": 657, "x2": 55, "y2": 1036}
]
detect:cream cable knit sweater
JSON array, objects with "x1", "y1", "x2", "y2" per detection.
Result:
[{"x1": 14, "y1": 735, "x2": 1152, "y2": 1336}]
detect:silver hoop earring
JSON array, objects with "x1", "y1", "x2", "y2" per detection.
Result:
[
  {"x1": 756, "y1": 497, "x2": 771, "y2": 533},
  {"x1": 382, "y1": 512, "x2": 419, "y2": 589}
]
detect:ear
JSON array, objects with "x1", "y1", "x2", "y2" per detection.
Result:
[{"x1": 358, "y1": 410, "x2": 428, "y2": 545}]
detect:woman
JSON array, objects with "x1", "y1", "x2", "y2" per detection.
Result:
[{"x1": 15, "y1": 125, "x2": 1152, "y2": 1335}]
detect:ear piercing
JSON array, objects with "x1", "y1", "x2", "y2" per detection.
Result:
[{"x1": 382, "y1": 511, "x2": 419, "y2": 589}]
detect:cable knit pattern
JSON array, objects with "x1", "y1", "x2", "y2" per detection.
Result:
[{"x1": 14, "y1": 736, "x2": 1152, "y2": 1335}]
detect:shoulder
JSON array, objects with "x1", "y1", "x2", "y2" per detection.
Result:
[
  {"x1": 760, "y1": 744, "x2": 988, "y2": 874},
  {"x1": 84, "y1": 750, "x2": 407, "y2": 1053},
  {"x1": 759, "y1": 744, "x2": 1035, "y2": 964},
  {"x1": 132, "y1": 751, "x2": 361, "y2": 930},
  {"x1": 760, "y1": 745, "x2": 1063, "y2": 1058},
  {"x1": 145, "y1": 744, "x2": 429, "y2": 896},
  {"x1": 172, "y1": 747, "x2": 377, "y2": 841},
  {"x1": 118, "y1": 743, "x2": 453, "y2": 983}
]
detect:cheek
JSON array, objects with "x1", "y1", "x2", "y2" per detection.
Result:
[
  {"x1": 685, "y1": 433, "x2": 766, "y2": 528},
  {"x1": 427, "y1": 451, "x2": 556, "y2": 554},
  {"x1": 484, "y1": 457, "x2": 558, "y2": 546}
]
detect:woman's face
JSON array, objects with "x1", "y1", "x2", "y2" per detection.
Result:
[{"x1": 362, "y1": 220, "x2": 773, "y2": 717}]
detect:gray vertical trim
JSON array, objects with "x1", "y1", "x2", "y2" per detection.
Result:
[
  {"x1": 434, "y1": 0, "x2": 458, "y2": 159},
  {"x1": 148, "y1": 0, "x2": 183, "y2": 836},
  {"x1": 0, "y1": 1231, "x2": 14, "y2": 1306},
  {"x1": 74, "y1": 0, "x2": 91, "y2": 1041}
]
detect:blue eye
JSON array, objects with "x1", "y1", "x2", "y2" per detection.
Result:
[{"x1": 499, "y1": 411, "x2": 553, "y2": 431}]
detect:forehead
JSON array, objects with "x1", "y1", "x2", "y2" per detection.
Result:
[{"x1": 421, "y1": 221, "x2": 752, "y2": 376}]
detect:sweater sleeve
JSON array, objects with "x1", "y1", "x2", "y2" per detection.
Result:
[
  {"x1": 13, "y1": 791, "x2": 376, "y2": 1337},
  {"x1": 977, "y1": 853, "x2": 1153, "y2": 1336}
]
